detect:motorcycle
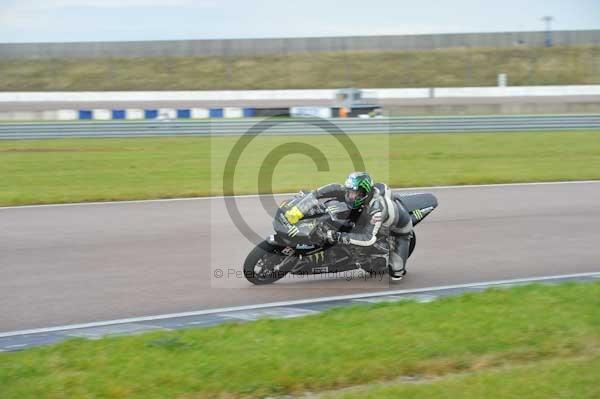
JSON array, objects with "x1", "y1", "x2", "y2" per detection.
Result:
[{"x1": 243, "y1": 190, "x2": 438, "y2": 285}]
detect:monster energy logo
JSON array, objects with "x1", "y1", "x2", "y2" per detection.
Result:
[
  {"x1": 359, "y1": 179, "x2": 372, "y2": 193},
  {"x1": 288, "y1": 225, "x2": 299, "y2": 237},
  {"x1": 308, "y1": 251, "x2": 325, "y2": 262},
  {"x1": 412, "y1": 208, "x2": 424, "y2": 221},
  {"x1": 327, "y1": 205, "x2": 340, "y2": 213}
]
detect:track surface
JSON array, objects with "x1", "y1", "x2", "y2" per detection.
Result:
[{"x1": 2, "y1": 181, "x2": 600, "y2": 332}]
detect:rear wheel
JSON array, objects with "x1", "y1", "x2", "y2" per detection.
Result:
[
  {"x1": 408, "y1": 231, "x2": 416, "y2": 258},
  {"x1": 243, "y1": 241, "x2": 296, "y2": 285}
]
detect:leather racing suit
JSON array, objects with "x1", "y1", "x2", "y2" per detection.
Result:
[{"x1": 313, "y1": 182, "x2": 413, "y2": 276}]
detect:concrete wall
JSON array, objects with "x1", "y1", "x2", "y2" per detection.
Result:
[
  {"x1": 1, "y1": 85, "x2": 599, "y2": 120},
  {"x1": 2, "y1": 30, "x2": 599, "y2": 59},
  {"x1": 384, "y1": 102, "x2": 600, "y2": 116},
  {"x1": 2, "y1": 86, "x2": 600, "y2": 103}
]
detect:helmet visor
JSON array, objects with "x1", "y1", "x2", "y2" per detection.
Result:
[
  {"x1": 345, "y1": 189, "x2": 359, "y2": 202},
  {"x1": 345, "y1": 188, "x2": 366, "y2": 208}
]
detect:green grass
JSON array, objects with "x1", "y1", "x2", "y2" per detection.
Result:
[
  {"x1": 1, "y1": 130, "x2": 600, "y2": 206},
  {"x1": 1, "y1": 282, "x2": 599, "y2": 398},
  {"x1": 319, "y1": 355, "x2": 600, "y2": 399},
  {"x1": 1, "y1": 45, "x2": 599, "y2": 90}
]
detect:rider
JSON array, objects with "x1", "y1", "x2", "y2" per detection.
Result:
[{"x1": 312, "y1": 172, "x2": 413, "y2": 281}]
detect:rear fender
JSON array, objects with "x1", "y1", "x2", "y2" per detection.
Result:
[{"x1": 396, "y1": 193, "x2": 438, "y2": 226}]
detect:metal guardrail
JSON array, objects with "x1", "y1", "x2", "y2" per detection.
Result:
[{"x1": 1, "y1": 115, "x2": 600, "y2": 139}]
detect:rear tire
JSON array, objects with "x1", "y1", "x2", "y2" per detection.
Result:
[
  {"x1": 408, "y1": 231, "x2": 416, "y2": 258},
  {"x1": 243, "y1": 241, "x2": 294, "y2": 285}
]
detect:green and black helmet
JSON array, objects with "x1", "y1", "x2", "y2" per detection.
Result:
[{"x1": 343, "y1": 172, "x2": 374, "y2": 209}]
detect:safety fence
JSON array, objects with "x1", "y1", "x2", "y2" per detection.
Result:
[
  {"x1": 1, "y1": 115, "x2": 600, "y2": 139},
  {"x1": 2, "y1": 30, "x2": 599, "y2": 58}
]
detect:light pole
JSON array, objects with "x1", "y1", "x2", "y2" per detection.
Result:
[{"x1": 541, "y1": 16, "x2": 554, "y2": 47}]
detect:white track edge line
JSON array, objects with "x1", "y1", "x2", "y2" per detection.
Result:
[
  {"x1": 1, "y1": 272, "x2": 598, "y2": 338},
  {"x1": 1, "y1": 180, "x2": 599, "y2": 210}
]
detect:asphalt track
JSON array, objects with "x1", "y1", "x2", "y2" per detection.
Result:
[{"x1": 2, "y1": 181, "x2": 600, "y2": 333}]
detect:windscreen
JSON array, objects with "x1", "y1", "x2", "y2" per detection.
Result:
[{"x1": 283, "y1": 192, "x2": 319, "y2": 224}]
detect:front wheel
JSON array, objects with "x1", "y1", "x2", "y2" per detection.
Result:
[{"x1": 243, "y1": 241, "x2": 296, "y2": 285}]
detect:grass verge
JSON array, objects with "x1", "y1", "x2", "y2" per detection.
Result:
[
  {"x1": 318, "y1": 355, "x2": 600, "y2": 399},
  {"x1": 1, "y1": 130, "x2": 600, "y2": 206},
  {"x1": 0, "y1": 281, "x2": 599, "y2": 398},
  {"x1": 1, "y1": 45, "x2": 599, "y2": 90}
]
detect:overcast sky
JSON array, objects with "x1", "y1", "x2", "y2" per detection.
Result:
[{"x1": 1, "y1": 0, "x2": 599, "y2": 43}]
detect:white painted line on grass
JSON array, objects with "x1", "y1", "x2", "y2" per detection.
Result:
[
  {"x1": 1, "y1": 180, "x2": 599, "y2": 210},
  {"x1": 219, "y1": 307, "x2": 320, "y2": 321},
  {"x1": 353, "y1": 294, "x2": 438, "y2": 304},
  {"x1": 1, "y1": 272, "x2": 598, "y2": 338},
  {"x1": 4, "y1": 344, "x2": 27, "y2": 349}
]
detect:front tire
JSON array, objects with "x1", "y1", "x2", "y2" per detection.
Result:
[{"x1": 243, "y1": 241, "x2": 294, "y2": 285}]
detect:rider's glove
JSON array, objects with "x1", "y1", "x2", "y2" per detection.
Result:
[{"x1": 326, "y1": 230, "x2": 341, "y2": 244}]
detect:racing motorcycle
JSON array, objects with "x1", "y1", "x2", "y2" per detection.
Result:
[{"x1": 243, "y1": 190, "x2": 438, "y2": 285}]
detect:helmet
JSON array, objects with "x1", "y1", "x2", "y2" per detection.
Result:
[{"x1": 344, "y1": 172, "x2": 374, "y2": 209}]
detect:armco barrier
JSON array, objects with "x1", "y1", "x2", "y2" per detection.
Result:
[{"x1": 1, "y1": 115, "x2": 600, "y2": 139}]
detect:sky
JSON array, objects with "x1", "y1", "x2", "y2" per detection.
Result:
[{"x1": 0, "y1": 0, "x2": 599, "y2": 43}]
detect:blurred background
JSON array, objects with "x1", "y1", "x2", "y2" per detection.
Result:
[
  {"x1": 1, "y1": 30, "x2": 599, "y2": 91},
  {"x1": 1, "y1": 0, "x2": 599, "y2": 119}
]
